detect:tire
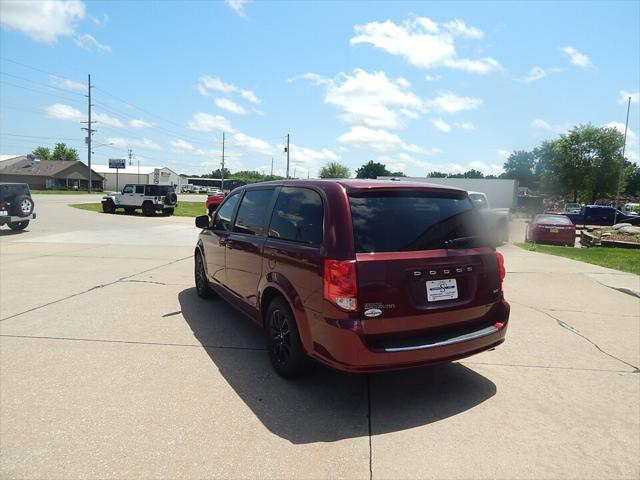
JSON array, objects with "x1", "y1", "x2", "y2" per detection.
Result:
[
  {"x1": 142, "y1": 202, "x2": 155, "y2": 217},
  {"x1": 102, "y1": 199, "x2": 116, "y2": 214},
  {"x1": 164, "y1": 207, "x2": 175, "y2": 216},
  {"x1": 8, "y1": 220, "x2": 29, "y2": 231},
  {"x1": 265, "y1": 296, "x2": 308, "y2": 378},
  {"x1": 124, "y1": 207, "x2": 135, "y2": 215},
  {"x1": 164, "y1": 192, "x2": 177, "y2": 206},
  {"x1": 194, "y1": 251, "x2": 215, "y2": 298},
  {"x1": 12, "y1": 195, "x2": 34, "y2": 216}
]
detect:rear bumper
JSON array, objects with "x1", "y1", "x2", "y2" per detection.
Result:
[
  {"x1": 0, "y1": 212, "x2": 36, "y2": 224},
  {"x1": 532, "y1": 231, "x2": 575, "y2": 244},
  {"x1": 308, "y1": 300, "x2": 510, "y2": 373}
]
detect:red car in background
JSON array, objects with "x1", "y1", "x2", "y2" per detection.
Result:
[
  {"x1": 206, "y1": 191, "x2": 225, "y2": 215},
  {"x1": 526, "y1": 214, "x2": 576, "y2": 246}
]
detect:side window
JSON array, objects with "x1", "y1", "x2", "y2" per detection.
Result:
[
  {"x1": 135, "y1": 185, "x2": 145, "y2": 194},
  {"x1": 233, "y1": 189, "x2": 275, "y2": 236},
  {"x1": 213, "y1": 193, "x2": 240, "y2": 231},
  {"x1": 122, "y1": 185, "x2": 134, "y2": 194},
  {"x1": 268, "y1": 187, "x2": 323, "y2": 246}
]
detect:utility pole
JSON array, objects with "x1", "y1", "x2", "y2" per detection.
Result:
[
  {"x1": 293, "y1": 166, "x2": 297, "y2": 179},
  {"x1": 270, "y1": 157, "x2": 273, "y2": 177},
  {"x1": 81, "y1": 74, "x2": 95, "y2": 193},
  {"x1": 285, "y1": 134, "x2": 290, "y2": 179},
  {"x1": 221, "y1": 131, "x2": 225, "y2": 192},
  {"x1": 613, "y1": 96, "x2": 632, "y2": 225},
  {"x1": 128, "y1": 149, "x2": 133, "y2": 166}
]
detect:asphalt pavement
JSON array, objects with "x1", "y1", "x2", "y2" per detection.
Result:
[{"x1": 1, "y1": 195, "x2": 638, "y2": 479}]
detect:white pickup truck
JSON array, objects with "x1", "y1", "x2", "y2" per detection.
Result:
[
  {"x1": 468, "y1": 191, "x2": 510, "y2": 244},
  {"x1": 102, "y1": 184, "x2": 178, "y2": 216}
]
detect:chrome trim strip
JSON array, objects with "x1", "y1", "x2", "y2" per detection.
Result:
[{"x1": 383, "y1": 325, "x2": 499, "y2": 352}]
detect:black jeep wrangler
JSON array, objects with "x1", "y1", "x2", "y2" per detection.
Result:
[{"x1": 0, "y1": 183, "x2": 36, "y2": 231}]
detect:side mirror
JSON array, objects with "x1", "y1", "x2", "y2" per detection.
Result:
[{"x1": 195, "y1": 215, "x2": 210, "y2": 229}]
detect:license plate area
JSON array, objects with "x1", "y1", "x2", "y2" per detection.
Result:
[
  {"x1": 426, "y1": 278, "x2": 459, "y2": 302},
  {"x1": 549, "y1": 228, "x2": 559, "y2": 233}
]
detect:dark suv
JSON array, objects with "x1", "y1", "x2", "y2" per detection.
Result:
[
  {"x1": 194, "y1": 180, "x2": 509, "y2": 377},
  {"x1": 0, "y1": 182, "x2": 36, "y2": 231}
]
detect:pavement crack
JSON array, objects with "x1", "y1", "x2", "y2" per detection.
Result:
[
  {"x1": 0, "y1": 334, "x2": 266, "y2": 351},
  {"x1": 512, "y1": 301, "x2": 639, "y2": 374},
  {"x1": 0, "y1": 255, "x2": 191, "y2": 322},
  {"x1": 121, "y1": 279, "x2": 168, "y2": 286},
  {"x1": 464, "y1": 360, "x2": 634, "y2": 374}
]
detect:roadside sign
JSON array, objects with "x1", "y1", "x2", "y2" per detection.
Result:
[{"x1": 109, "y1": 158, "x2": 126, "y2": 169}]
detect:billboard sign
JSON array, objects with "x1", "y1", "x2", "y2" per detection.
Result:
[{"x1": 109, "y1": 158, "x2": 126, "y2": 169}]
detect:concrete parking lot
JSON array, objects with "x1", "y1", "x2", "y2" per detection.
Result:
[{"x1": 1, "y1": 195, "x2": 638, "y2": 479}]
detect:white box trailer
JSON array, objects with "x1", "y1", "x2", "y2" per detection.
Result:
[{"x1": 379, "y1": 177, "x2": 519, "y2": 209}]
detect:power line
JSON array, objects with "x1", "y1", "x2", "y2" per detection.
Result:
[
  {"x1": 0, "y1": 80, "x2": 85, "y2": 105},
  {"x1": 0, "y1": 71, "x2": 85, "y2": 97},
  {"x1": 0, "y1": 132, "x2": 82, "y2": 141}
]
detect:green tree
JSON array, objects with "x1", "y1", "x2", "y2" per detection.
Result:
[
  {"x1": 623, "y1": 163, "x2": 640, "y2": 196},
  {"x1": 51, "y1": 143, "x2": 79, "y2": 161},
  {"x1": 208, "y1": 167, "x2": 231, "y2": 178},
  {"x1": 319, "y1": 162, "x2": 350, "y2": 178},
  {"x1": 427, "y1": 171, "x2": 448, "y2": 178},
  {"x1": 355, "y1": 160, "x2": 391, "y2": 179},
  {"x1": 502, "y1": 150, "x2": 536, "y2": 187},
  {"x1": 554, "y1": 125, "x2": 625, "y2": 203},
  {"x1": 32, "y1": 146, "x2": 52, "y2": 160}
]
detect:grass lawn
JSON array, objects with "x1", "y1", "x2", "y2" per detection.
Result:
[
  {"x1": 515, "y1": 242, "x2": 640, "y2": 275},
  {"x1": 70, "y1": 201, "x2": 206, "y2": 218}
]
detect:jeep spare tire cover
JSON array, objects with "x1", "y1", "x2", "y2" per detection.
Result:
[
  {"x1": 165, "y1": 192, "x2": 177, "y2": 205},
  {"x1": 12, "y1": 195, "x2": 34, "y2": 216}
]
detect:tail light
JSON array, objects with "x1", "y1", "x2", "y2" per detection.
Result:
[
  {"x1": 323, "y1": 259, "x2": 358, "y2": 311},
  {"x1": 496, "y1": 252, "x2": 506, "y2": 282},
  {"x1": 0, "y1": 202, "x2": 8, "y2": 210}
]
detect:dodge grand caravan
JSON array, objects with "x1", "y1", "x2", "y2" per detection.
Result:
[{"x1": 194, "y1": 180, "x2": 509, "y2": 377}]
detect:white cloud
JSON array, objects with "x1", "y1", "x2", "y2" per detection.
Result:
[
  {"x1": 73, "y1": 33, "x2": 111, "y2": 53},
  {"x1": 187, "y1": 112, "x2": 234, "y2": 132},
  {"x1": 198, "y1": 75, "x2": 236, "y2": 95},
  {"x1": 432, "y1": 119, "x2": 451, "y2": 133},
  {"x1": 89, "y1": 13, "x2": 109, "y2": 26},
  {"x1": 241, "y1": 89, "x2": 261, "y2": 104},
  {"x1": 129, "y1": 119, "x2": 152, "y2": 129},
  {"x1": 106, "y1": 137, "x2": 161, "y2": 151},
  {"x1": 169, "y1": 139, "x2": 217, "y2": 157},
  {"x1": 522, "y1": 67, "x2": 547, "y2": 83},
  {"x1": 350, "y1": 16, "x2": 500, "y2": 74},
  {"x1": 225, "y1": 0, "x2": 251, "y2": 17},
  {"x1": 93, "y1": 112, "x2": 123, "y2": 128},
  {"x1": 0, "y1": 0, "x2": 85, "y2": 43},
  {"x1": 231, "y1": 133, "x2": 275, "y2": 156},
  {"x1": 604, "y1": 121, "x2": 637, "y2": 147},
  {"x1": 560, "y1": 46, "x2": 591, "y2": 68},
  {"x1": 338, "y1": 126, "x2": 402, "y2": 151},
  {"x1": 299, "y1": 68, "x2": 424, "y2": 129},
  {"x1": 497, "y1": 149, "x2": 511, "y2": 160},
  {"x1": 469, "y1": 160, "x2": 504, "y2": 176},
  {"x1": 618, "y1": 90, "x2": 640, "y2": 105},
  {"x1": 531, "y1": 118, "x2": 568, "y2": 133},
  {"x1": 425, "y1": 91, "x2": 483, "y2": 113},
  {"x1": 214, "y1": 98, "x2": 247, "y2": 115},
  {"x1": 456, "y1": 121, "x2": 475, "y2": 130},
  {"x1": 49, "y1": 75, "x2": 86, "y2": 92},
  {"x1": 45, "y1": 103, "x2": 83, "y2": 122},
  {"x1": 337, "y1": 126, "x2": 439, "y2": 157},
  {"x1": 425, "y1": 74, "x2": 442, "y2": 82}
]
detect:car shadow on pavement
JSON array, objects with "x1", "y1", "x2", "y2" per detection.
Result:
[
  {"x1": 0, "y1": 229, "x2": 27, "y2": 236},
  {"x1": 178, "y1": 288, "x2": 496, "y2": 444}
]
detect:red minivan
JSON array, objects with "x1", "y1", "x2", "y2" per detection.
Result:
[{"x1": 194, "y1": 180, "x2": 509, "y2": 377}]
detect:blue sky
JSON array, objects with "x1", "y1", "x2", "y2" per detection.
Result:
[{"x1": 1, "y1": 0, "x2": 639, "y2": 177}]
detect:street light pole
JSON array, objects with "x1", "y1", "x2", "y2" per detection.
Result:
[{"x1": 613, "y1": 96, "x2": 632, "y2": 225}]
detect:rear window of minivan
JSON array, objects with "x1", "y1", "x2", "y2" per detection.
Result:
[{"x1": 349, "y1": 191, "x2": 487, "y2": 253}]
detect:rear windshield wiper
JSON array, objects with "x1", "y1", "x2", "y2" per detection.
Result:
[{"x1": 443, "y1": 235, "x2": 478, "y2": 247}]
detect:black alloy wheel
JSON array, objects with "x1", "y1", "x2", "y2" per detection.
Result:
[
  {"x1": 195, "y1": 251, "x2": 214, "y2": 298},
  {"x1": 265, "y1": 297, "x2": 307, "y2": 378}
]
